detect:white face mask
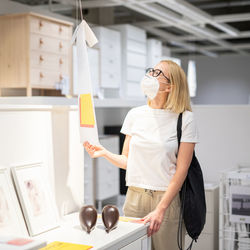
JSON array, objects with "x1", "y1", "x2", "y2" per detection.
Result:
[{"x1": 140, "y1": 75, "x2": 159, "y2": 100}]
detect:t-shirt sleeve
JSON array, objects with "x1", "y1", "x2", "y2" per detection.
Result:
[
  {"x1": 181, "y1": 111, "x2": 199, "y2": 143},
  {"x1": 120, "y1": 109, "x2": 134, "y2": 136}
]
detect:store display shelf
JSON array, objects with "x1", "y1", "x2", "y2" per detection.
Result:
[{"x1": 0, "y1": 97, "x2": 146, "y2": 108}]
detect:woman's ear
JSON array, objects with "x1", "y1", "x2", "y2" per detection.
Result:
[{"x1": 165, "y1": 84, "x2": 173, "y2": 93}]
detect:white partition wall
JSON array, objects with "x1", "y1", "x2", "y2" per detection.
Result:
[
  {"x1": 0, "y1": 105, "x2": 84, "y2": 220},
  {"x1": 51, "y1": 106, "x2": 84, "y2": 216},
  {"x1": 193, "y1": 105, "x2": 250, "y2": 183}
]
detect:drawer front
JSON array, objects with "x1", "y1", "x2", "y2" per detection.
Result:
[
  {"x1": 126, "y1": 26, "x2": 146, "y2": 42},
  {"x1": 101, "y1": 56, "x2": 120, "y2": 78},
  {"x1": 88, "y1": 48, "x2": 100, "y2": 95},
  {"x1": 147, "y1": 55, "x2": 162, "y2": 68},
  {"x1": 30, "y1": 16, "x2": 71, "y2": 39},
  {"x1": 30, "y1": 51, "x2": 68, "y2": 72},
  {"x1": 96, "y1": 179, "x2": 119, "y2": 200},
  {"x1": 30, "y1": 34, "x2": 70, "y2": 55},
  {"x1": 120, "y1": 238, "x2": 142, "y2": 250},
  {"x1": 127, "y1": 67, "x2": 145, "y2": 82},
  {"x1": 101, "y1": 42, "x2": 120, "y2": 61},
  {"x1": 147, "y1": 40, "x2": 162, "y2": 56},
  {"x1": 101, "y1": 56, "x2": 120, "y2": 71},
  {"x1": 96, "y1": 160, "x2": 119, "y2": 183},
  {"x1": 127, "y1": 39, "x2": 146, "y2": 55},
  {"x1": 30, "y1": 68, "x2": 65, "y2": 88},
  {"x1": 99, "y1": 27, "x2": 120, "y2": 45},
  {"x1": 127, "y1": 52, "x2": 146, "y2": 68},
  {"x1": 101, "y1": 71, "x2": 120, "y2": 88},
  {"x1": 93, "y1": 27, "x2": 121, "y2": 45}
]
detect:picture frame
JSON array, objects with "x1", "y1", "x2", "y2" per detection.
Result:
[
  {"x1": 229, "y1": 185, "x2": 250, "y2": 224},
  {"x1": 0, "y1": 167, "x2": 28, "y2": 236},
  {"x1": 11, "y1": 162, "x2": 59, "y2": 236}
]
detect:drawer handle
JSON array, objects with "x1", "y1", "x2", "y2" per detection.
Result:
[
  {"x1": 59, "y1": 26, "x2": 63, "y2": 33},
  {"x1": 39, "y1": 20, "x2": 43, "y2": 29},
  {"x1": 39, "y1": 55, "x2": 44, "y2": 62},
  {"x1": 59, "y1": 42, "x2": 63, "y2": 49},
  {"x1": 59, "y1": 58, "x2": 63, "y2": 65},
  {"x1": 40, "y1": 72, "x2": 44, "y2": 78},
  {"x1": 39, "y1": 38, "x2": 44, "y2": 46}
]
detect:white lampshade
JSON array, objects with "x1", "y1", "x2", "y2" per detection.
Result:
[{"x1": 187, "y1": 60, "x2": 197, "y2": 98}]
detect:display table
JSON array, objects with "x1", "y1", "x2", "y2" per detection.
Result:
[{"x1": 34, "y1": 213, "x2": 151, "y2": 250}]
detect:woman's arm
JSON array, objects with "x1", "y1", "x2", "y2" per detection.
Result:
[
  {"x1": 83, "y1": 135, "x2": 131, "y2": 170},
  {"x1": 143, "y1": 142, "x2": 195, "y2": 236},
  {"x1": 157, "y1": 142, "x2": 194, "y2": 211}
]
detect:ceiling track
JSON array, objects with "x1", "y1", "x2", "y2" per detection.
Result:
[{"x1": 37, "y1": 0, "x2": 250, "y2": 56}]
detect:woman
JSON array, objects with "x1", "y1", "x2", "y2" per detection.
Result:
[{"x1": 83, "y1": 60, "x2": 199, "y2": 250}]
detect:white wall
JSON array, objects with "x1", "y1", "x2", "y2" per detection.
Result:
[
  {"x1": 193, "y1": 105, "x2": 250, "y2": 183},
  {"x1": 181, "y1": 55, "x2": 250, "y2": 105}
]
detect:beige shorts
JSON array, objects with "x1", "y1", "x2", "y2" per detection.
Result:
[{"x1": 123, "y1": 186, "x2": 186, "y2": 250}]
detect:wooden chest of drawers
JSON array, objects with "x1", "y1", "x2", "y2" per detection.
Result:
[{"x1": 0, "y1": 12, "x2": 73, "y2": 96}]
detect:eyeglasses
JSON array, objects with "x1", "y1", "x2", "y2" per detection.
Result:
[{"x1": 146, "y1": 68, "x2": 171, "y2": 83}]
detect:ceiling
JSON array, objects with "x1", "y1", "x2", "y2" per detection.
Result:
[{"x1": 10, "y1": 0, "x2": 250, "y2": 57}]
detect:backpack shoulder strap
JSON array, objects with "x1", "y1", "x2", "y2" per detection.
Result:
[{"x1": 177, "y1": 113, "x2": 183, "y2": 150}]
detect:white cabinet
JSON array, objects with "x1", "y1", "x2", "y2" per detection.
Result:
[
  {"x1": 84, "y1": 150, "x2": 95, "y2": 205},
  {"x1": 185, "y1": 183, "x2": 219, "y2": 250},
  {"x1": 92, "y1": 26, "x2": 121, "y2": 89},
  {"x1": 109, "y1": 24, "x2": 147, "y2": 98},
  {"x1": 83, "y1": 135, "x2": 119, "y2": 209},
  {"x1": 146, "y1": 39, "x2": 162, "y2": 68},
  {"x1": 120, "y1": 235, "x2": 150, "y2": 250},
  {"x1": 87, "y1": 47, "x2": 100, "y2": 97},
  {"x1": 34, "y1": 213, "x2": 151, "y2": 250},
  {"x1": 95, "y1": 136, "x2": 120, "y2": 211}
]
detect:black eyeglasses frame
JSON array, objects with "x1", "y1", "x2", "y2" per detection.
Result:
[{"x1": 146, "y1": 68, "x2": 171, "y2": 83}]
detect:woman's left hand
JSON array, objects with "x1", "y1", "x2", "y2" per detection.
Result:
[{"x1": 142, "y1": 208, "x2": 165, "y2": 237}]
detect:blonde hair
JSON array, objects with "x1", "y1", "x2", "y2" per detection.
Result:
[{"x1": 161, "y1": 60, "x2": 192, "y2": 113}]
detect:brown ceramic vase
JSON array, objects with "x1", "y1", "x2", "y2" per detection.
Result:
[
  {"x1": 102, "y1": 205, "x2": 119, "y2": 233},
  {"x1": 79, "y1": 205, "x2": 97, "y2": 234}
]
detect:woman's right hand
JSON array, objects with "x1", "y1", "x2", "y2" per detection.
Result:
[{"x1": 83, "y1": 141, "x2": 106, "y2": 158}]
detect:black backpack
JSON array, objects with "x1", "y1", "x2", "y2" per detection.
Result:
[{"x1": 177, "y1": 113, "x2": 206, "y2": 250}]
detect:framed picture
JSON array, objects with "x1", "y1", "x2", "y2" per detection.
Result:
[
  {"x1": 0, "y1": 167, "x2": 28, "y2": 236},
  {"x1": 11, "y1": 162, "x2": 59, "y2": 236},
  {"x1": 229, "y1": 185, "x2": 250, "y2": 224}
]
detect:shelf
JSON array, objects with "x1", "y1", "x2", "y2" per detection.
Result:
[{"x1": 0, "y1": 96, "x2": 146, "y2": 108}]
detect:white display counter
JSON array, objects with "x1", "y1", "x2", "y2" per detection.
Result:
[{"x1": 34, "y1": 213, "x2": 151, "y2": 250}]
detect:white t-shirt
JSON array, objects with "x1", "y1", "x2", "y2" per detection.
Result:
[{"x1": 120, "y1": 105, "x2": 199, "y2": 191}]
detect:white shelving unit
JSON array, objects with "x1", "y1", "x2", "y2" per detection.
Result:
[
  {"x1": 92, "y1": 26, "x2": 121, "y2": 91},
  {"x1": 146, "y1": 38, "x2": 162, "y2": 68},
  {"x1": 0, "y1": 96, "x2": 146, "y2": 108},
  {"x1": 219, "y1": 166, "x2": 250, "y2": 250},
  {"x1": 109, "y1": 24, "x2": 147, "y2": 99}
]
